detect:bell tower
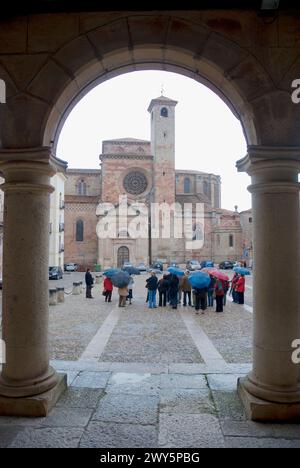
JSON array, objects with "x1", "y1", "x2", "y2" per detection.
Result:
[{"x1": 148, "y1": 94, "x2": 177, "y2": 205}]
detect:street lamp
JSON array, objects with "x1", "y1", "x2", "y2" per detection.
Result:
[{"x1": 145, "y1": 187, "x2": 155, "y2": 267}]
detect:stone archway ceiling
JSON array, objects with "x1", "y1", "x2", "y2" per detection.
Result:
[
  {"x1": 0, "y1": 0, "x2": 291, "y2": 18},
  {"x1": 261, "y1": 0, "x2": 280, "y2": 9}
]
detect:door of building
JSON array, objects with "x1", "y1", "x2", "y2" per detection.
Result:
[{"x1": 117, "y1": 246, "x2": 130, "y2": 268}]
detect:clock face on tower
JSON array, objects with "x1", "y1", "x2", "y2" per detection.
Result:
[{"x1": 123, "y1": 171, "x2": 148, "y2": 195}]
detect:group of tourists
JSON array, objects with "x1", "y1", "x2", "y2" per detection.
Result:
[{"x1": 86, "y1": 267, "x2": 247, "y2": 313}]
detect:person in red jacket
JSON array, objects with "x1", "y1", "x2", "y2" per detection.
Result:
[
  {"x1": 214, "y1": 279, "x2": 225, "y2": 313},
  {"x1": 235, "y1": 274, "x2": 245, "y2": 304},
  {"x1": 103, "y1": 276, "x2": 113, "y2": 302}
]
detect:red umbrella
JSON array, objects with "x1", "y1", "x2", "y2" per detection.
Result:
[{"x1": 205, "y1": 269, "x2": 229, "y2": 281}]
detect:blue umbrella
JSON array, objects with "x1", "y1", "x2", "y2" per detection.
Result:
[
  {"x1": 167, "y1": 267, "x2": 185, "y2": 277},
  {"x1": 111, "y1": 271, "x2": 131, "y2": 288},
  {"x1": 103, "y1": 268, "x2": 121, "y2": 278},
  {"x1": 122, "y1": 266, "x2": 141, "y2": 275},
  {"x1": 188, "y1": 271, "x2": 210, "y2": 288},
  {"x1": 233, "y1": 267, "x2": 251, "y2": 276}
]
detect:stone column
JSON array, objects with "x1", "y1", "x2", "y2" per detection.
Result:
[
  {"x1": 237, "y1": 146, "x2": 300, "y2": 421},
  {"x1": 0, "y1": 148, "x2": 67, "y2": 417}
]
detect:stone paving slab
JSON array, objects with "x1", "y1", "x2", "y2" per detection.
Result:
[
  {"x1": 80, "y1": 421, "x2": 158, "y2": 448},
  {"x1": 160, "y1": 373, "x2": 208, "y2": 389},
  {"x1": 71, "y1": 371, "x2": 110, "y2": 389},
  {"x1": 52, "y1": 360, "x2": 112, "y2": 372},
  {"x1": 221, "y1": 420, "x2": 300, "y2": 439},
  {"x1": 159, "y1": 388, "x2": 215, "y2": 415},
  {"x1": 158, "y1": 413, "x2": 225, "y2": 448},
  {"x1": 206, "y1": 374, "x2": 243, "y2": 391},
  {"x1": 56, "y1": 387, "x2": 105, "y2": 409},
  {"x1": 58, "y1": 370, "x2": 80, "y2": 386},
  {"x1": 225, "y1": 437, "x2": 300, "y2": 448},
  {"x1": 107, "y1": 373, "x2": 161, "y2": 396},
  {"x1": 92, "y1": 393, "x2": 159, "y2": 425},
  {"x1": 8, "y1": 427, "x2": 84, "y2": 448},
  {"x1": 109, "y1": 362, "x2": 169, "y2": 374},
  {"x1": 0, "y1": 425, "x2": 24, "y2": 448},
  {"x1": 211, "y1": 390, "x2": 247, "y2": 421}
]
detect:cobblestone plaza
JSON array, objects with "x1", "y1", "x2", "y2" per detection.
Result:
[{"x1": 1, "y1": 272, "x2": 300, "y2": 448}]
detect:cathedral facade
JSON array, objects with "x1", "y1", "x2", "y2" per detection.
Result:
[{"x1": 64, "y1": 95, "x2": 245, "y2": 270}]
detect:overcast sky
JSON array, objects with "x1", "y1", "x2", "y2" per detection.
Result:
[{"x1": 57, "y1": 70, "x2": 251, "y2": 212}]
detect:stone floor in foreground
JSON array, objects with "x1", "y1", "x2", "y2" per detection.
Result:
[{"x1": 1, "y1": 272, "x2": 300, "y2": 448}]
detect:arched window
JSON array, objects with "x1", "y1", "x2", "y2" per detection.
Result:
[
  {"x1": 203, "y1": 180, "x2": 209, "y2": 196},
  {"x1": 161, "y1": 107, "x2": 168, "y2": 118},
  {"x1": 184, "y1": 177, "x2": 191, "y2": 193},
  {"x1": 229, "y1": 234, "x2": 234, "y2": 248},
  {"x1": 76, "y1": 219, "x2": 84, "y2": 242},
  {"x1": 192, "y1": 223, "x2": 203, "y2": 241},
  {"x1": 77, "y1": 179, "x2": 87, "y2": 195}
]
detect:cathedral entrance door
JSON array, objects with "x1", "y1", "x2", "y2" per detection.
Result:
[{"x1": 117, "y1": 246, "x2": 130, "y2": 268}]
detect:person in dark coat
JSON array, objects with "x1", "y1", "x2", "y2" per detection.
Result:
[
  {"x1": 181, "y1": 271, "x2": 192, "y2": 306},
  {"x1": 85, "y1": 268, "x2": 94, "y2": 298},
  {"x1": 194, "y1": 287, "x2": 208, "y2": 314},
  {"x1": 146, "y1": 272, "x2": 158, "y2": 309},
  {"x1": 207, "y1": 275, "x2": 216, "y2": 307},
  {"x1": 158, "y1": 274, "x2": 169, "y2": 307},
  {"x1": 168, "y1": 274, "x2": 179, "y2": 309},
  {"x1": 215, "y1": 279, "x2": 225, "y2": 312}
]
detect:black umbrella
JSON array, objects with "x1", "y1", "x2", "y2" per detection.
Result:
[
  {"x1": 111, "y1": 271, "x2": 131, "y2": 288},
  {"x1": 122, "y1": 266, "x2": 141, "y2": 275}
]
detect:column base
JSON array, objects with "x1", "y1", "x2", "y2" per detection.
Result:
[
  {"x1": 238, "y1": 377, "x2": 300, "y2": 422},
  {"x1": 0, "y1": 373, "x2": 67, "y2": 417}
]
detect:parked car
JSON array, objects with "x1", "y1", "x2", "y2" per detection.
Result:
[
  {"x1": 49, "y1": 266, "x2": 63, "y2": 280},
  {"x1": 123, "y1": 261, "x2": 133, "y2": 268},
  {"x1": 186, "y1": 260, "x2": 201, "y2": 271},
  {"x1": 219, "y1": 261, "x2": 234, "y2": 270},
  {"x1": 152, "y1": 260, "x2": 163, "y2": 271},
  {"x1": 64, "y1": 263, "x2": 78, "y2": 272},
  {"x1": 168, "y1": 260, "x2": 179, "y2": 268},
  {"x1": 137, "y1": 262, "x2": 148, "y2": 272},
  {"x1": 200, "y1": 260, "x2": 214, "y2": 268}
]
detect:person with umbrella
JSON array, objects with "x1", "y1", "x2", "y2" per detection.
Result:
[
  {"x1": 146, "y1": 272, "x2": 158, "y2": 309},
  {"x1": 188, "y1": 271, "x2": 210, "y2": 313},
  {"x1": 126, "y1": 275, "x2": 134, "y2": 305},
  {"x1": 85, "y1": 268, "x2": 94, "y2": 299},
  {"x1": 103, "y1": 275, "x2": 113, "y2": 302},
  {"x1": 194, "y1": 286, "x2": 208, "y2": 314},
  {"x1": 168, "y1": 273, "x2": 180, "y2": 309},
  {"x1": 118, "y1": 285, "x2": 128, "y2": 307},
  {"x1": 207, "y1": 274, "x2": 216, "y2": 308},
  {"x1": 110, "y1": 271, "x2": 131, "y2": 307},
  {"x1": 215, "y1": 278, "x2": 225, "y2": 313},
  {"x1": 181, "y1": 271, "x2": 192, "y2": 307},
  {"x1": 158, "y1": 274, "x2": 169, "y2": 307},
  {"x1": 230, "y1": 272, "x2": 239, "y2": 303},
  {"x1": 235, "y1": 273, "x2": 246, "y2": 304}
]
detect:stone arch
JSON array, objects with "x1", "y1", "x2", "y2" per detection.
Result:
[{"x1": 2, "y1": 12, "x2": 292, "y2": 149}]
